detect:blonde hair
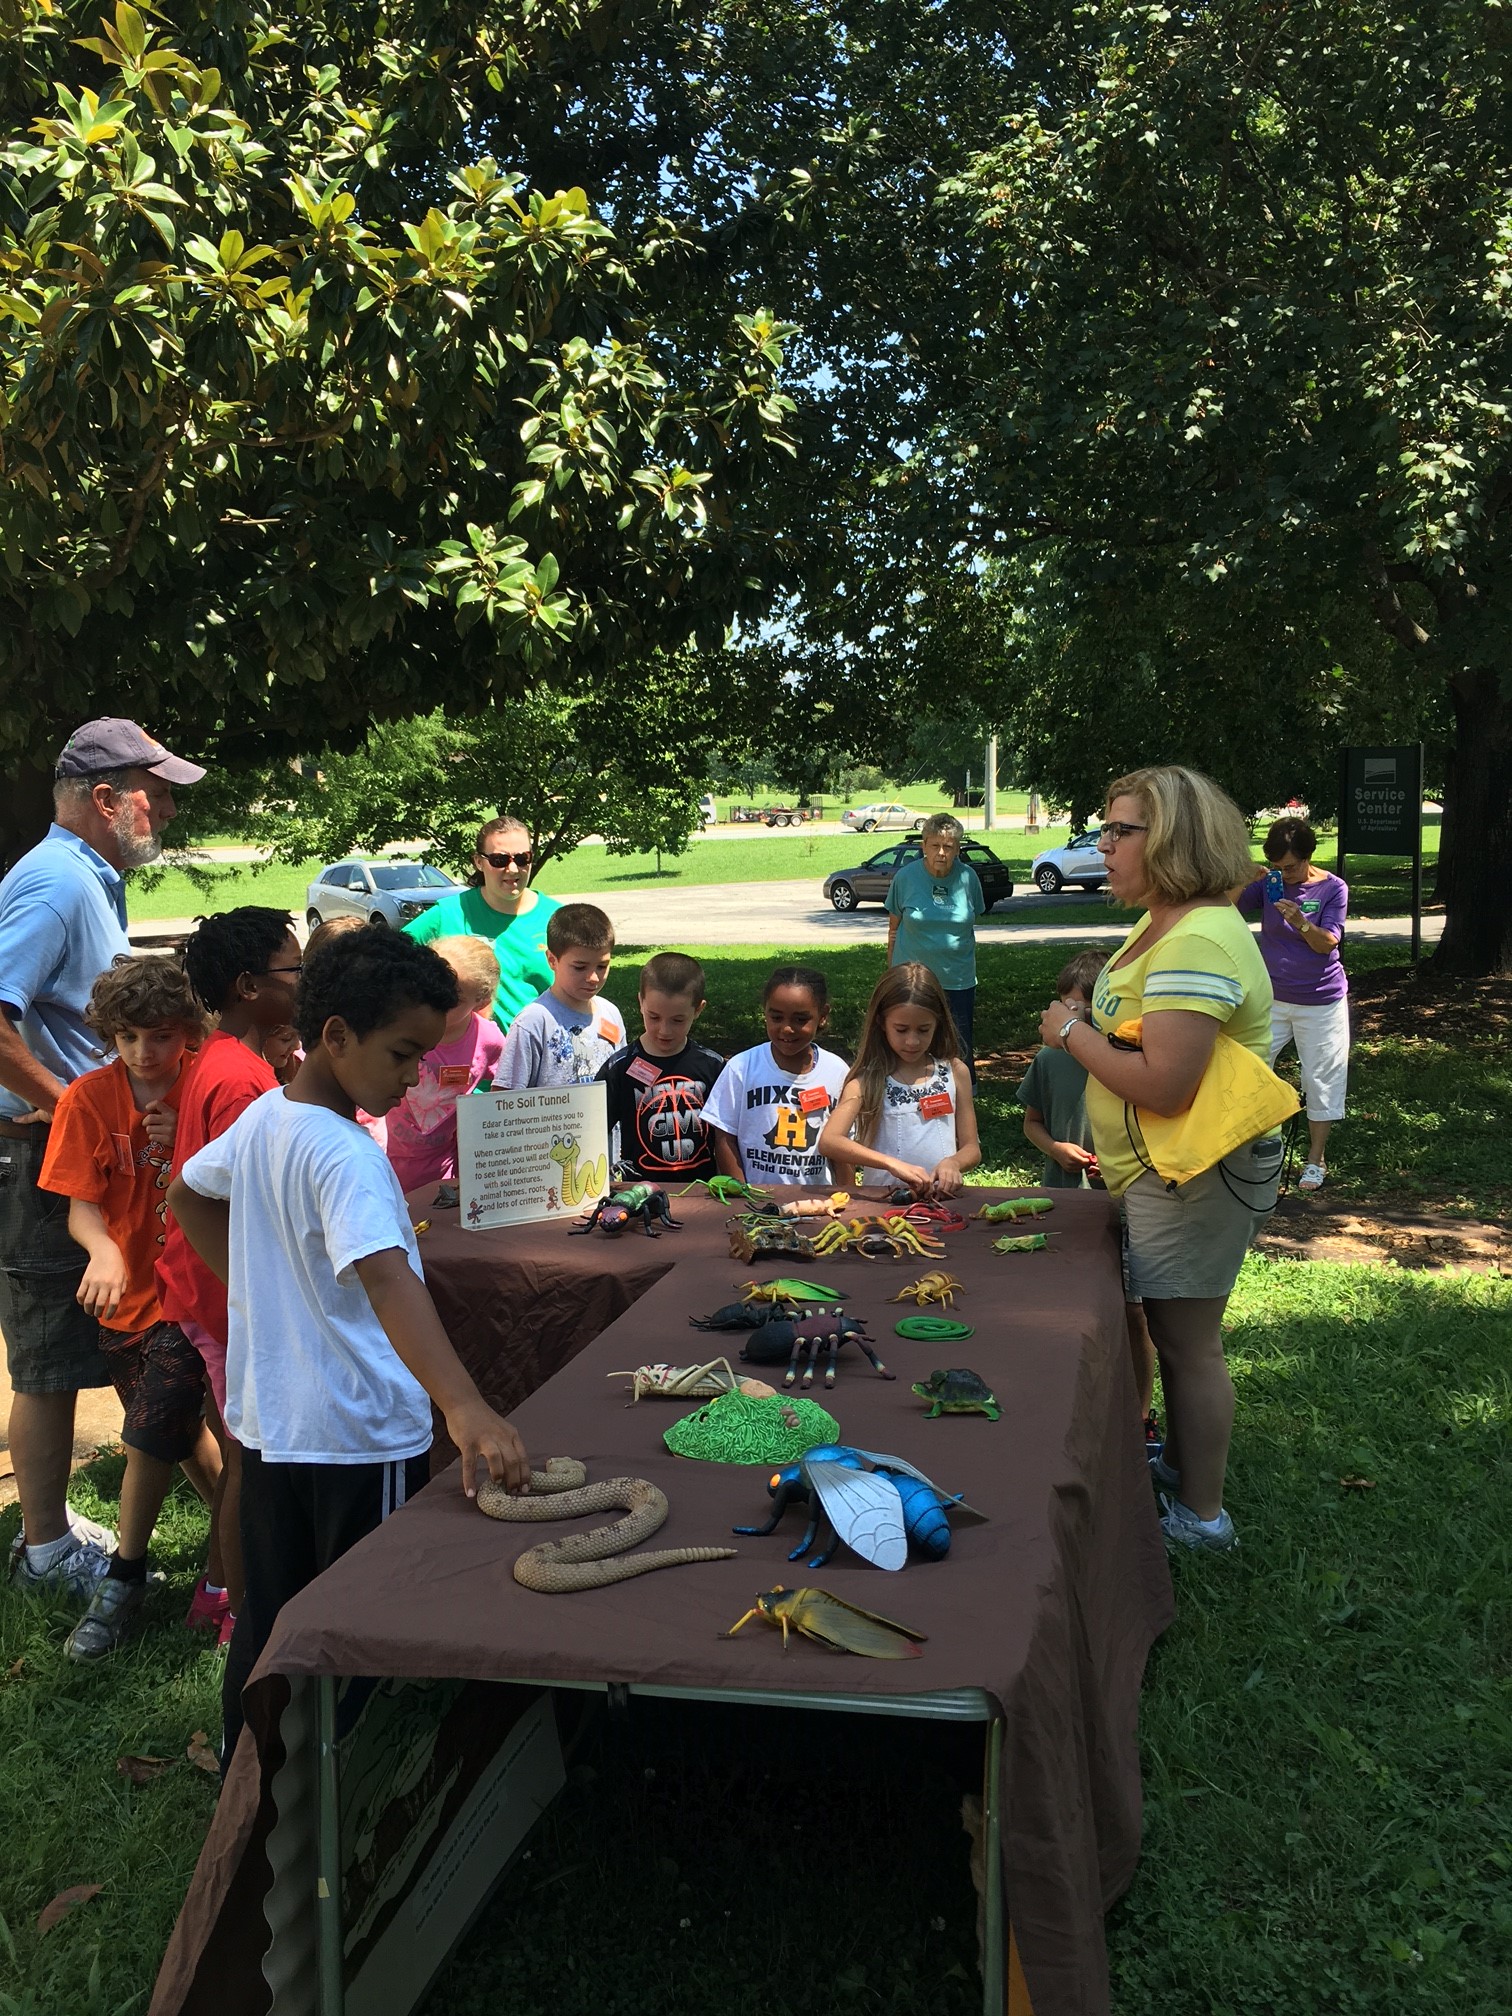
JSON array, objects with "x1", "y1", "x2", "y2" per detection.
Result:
[
  {"x1": 1106, "y1": 766, "x2": 1254, "y2": 904},
  {"x1": 304, "y1": 915, "x2": 369, "y2": 962},
  {"x1": 846, "y1": 963, "x2": 958, "y2": 1148},
  {"x1": 429, "y1": 933, "x2": 500, "y2": 1007}
]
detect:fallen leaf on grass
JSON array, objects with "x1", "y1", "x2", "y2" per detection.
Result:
[
  {"x1": 1339, "y1": 1476, "x2": 1376, "y2": 1491},
  {"x1": 4, "y1": 1657, "x2": 24, "y2": 1681},
  {"x1": 116, "y1": 1754, "x2": 174, "y2": 1785},
  {"x1": 186, "y1": 1730, "x2": 219, "y2": 1775},
  {"x1": 37, "y1": 1884, "x2": 102, "y2": 1934}
]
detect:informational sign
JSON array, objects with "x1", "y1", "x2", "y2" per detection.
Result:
[
  {"x1": 456, "y1": 1082, "x2": 609, "y2": 1230},
  {"x1": 1339, "y1": 745, "x2": 1422, "y2": 853}
]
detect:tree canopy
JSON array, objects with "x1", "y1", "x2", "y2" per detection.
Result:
[{"x1": 0, "y1": 0, "x2": 800, "y2": 853}]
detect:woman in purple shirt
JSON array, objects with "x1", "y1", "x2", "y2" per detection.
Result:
[{"x1": 1237, "y1": 817, "x2": 1349, "y2": 1192}]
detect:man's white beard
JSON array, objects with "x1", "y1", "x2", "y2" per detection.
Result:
[{"x1": 112, "y1": 798, "x2": 163, "y2": 869}]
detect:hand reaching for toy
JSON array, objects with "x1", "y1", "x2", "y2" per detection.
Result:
[
  {"x1": 447, "y1": 1399, "x2": 530, "y2": 1499},
  {"x1": 1050, "y1": 1141, "x2": 1097, "y2": 1177},
  {"x1": 929, "y1": 1157, "x2": 964, "y2": 1199}
]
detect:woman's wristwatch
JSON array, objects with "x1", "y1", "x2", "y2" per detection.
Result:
[{"x1": 1058, "y1": 1014, "x2": 1082, "y2": 1047}]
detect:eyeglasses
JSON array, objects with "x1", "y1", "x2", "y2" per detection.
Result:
[
  {"x1": 481, "y1": 851, "x2": 532, "y2": 870},
  {"x1": 257, "y1": 964, "x2": 303, "y2": 979},
  {"x1": 1098, "y1": 821, "x2": 1148, "y2": 844}
]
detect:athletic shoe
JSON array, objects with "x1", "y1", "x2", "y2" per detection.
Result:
[
  {"x1": 217, "y1": 1609, "x2": 237, "y2": 1650},
  {"x1": 1298, "y1": 1162, "x2": 1327, "y2": 1192},
  {"x1": 1158, "y1": 1492, "x2": 1238, "y2": 1553},
  {"x1": 7, "y1": 1507, "x2": 118, "y2": 1577},
  {"x1": 65, "y1": 1577, "x2": 147, "y2": 1662},
  {"x1": 8, "y1": 1534, "x2": 112, "y2": 1601},
  {"x1": 1149, "y1": 1451, "x2": 1181, "y2": 1493},
  {"x1": 185, "y1": 1577, "x2": 231, "y2": 1633}
]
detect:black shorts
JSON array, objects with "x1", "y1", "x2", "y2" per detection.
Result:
[{"x1": 99, "y1": 1318, "x2": 205, "y2": 1463}]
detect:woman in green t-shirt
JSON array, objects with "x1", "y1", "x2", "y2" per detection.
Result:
[
  {"x1": 405, "y1": 815, "x2": 560, "y2": 1032},
  {"x1": 1036, "y1": 766, "x2": 1280, "y2": 1556}
]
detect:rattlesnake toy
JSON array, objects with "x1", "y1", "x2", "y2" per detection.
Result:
[{"x1": 477, "y1": 1457, "x2": 737, "y2": 1592}]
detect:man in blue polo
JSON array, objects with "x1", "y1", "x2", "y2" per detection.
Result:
[{"x1": 0, "y1": 719, "x2": 204, "y2": 1597}]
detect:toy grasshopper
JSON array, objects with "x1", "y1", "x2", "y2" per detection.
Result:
[
  {"x1": 991, "y1": 1232, "x2": 1052, "y2": 1254},
  {"x1": 723, "y1": 1585, "x2": 926, "y2": 1659},
  {"x1": 975, "y1": 1196, "x2": 1055, "y2": 1223},
  {"x1": 680, "y1": 1175, "x2": 769, "y2": 1205}
]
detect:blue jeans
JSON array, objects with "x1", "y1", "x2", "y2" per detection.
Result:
[{"x1": 943, "y1": 987, "x2": 976, "y2": 1083}]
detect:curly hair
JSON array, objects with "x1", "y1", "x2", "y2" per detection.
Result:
[
  {"x1": 1105, "y1": 766, "x2": 1255, "y2": 904},
  {"x1": 86, "y1": 955, "x2": 207, "y2": 1042},
  {"x1": 295, "y1": 926, "x2": 457, "y2": 1050},
  {"x1": 181, "y1": 908, "x2": 295, "y2": 1012},
  {"x1": 844, "y1": 963, "x2": 957, "y2": 1148}
]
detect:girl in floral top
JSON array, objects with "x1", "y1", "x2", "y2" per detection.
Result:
[{"x1": 819, "y1": 964, "x2": 980, "y2": 1197}]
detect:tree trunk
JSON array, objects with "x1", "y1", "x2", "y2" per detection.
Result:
[
  {"x1": 0, "y1": 760, "x2": 56, "y2": 877},
  {"x1": 1431, "y1": 670, "x2": 1512, "y2": 976}
]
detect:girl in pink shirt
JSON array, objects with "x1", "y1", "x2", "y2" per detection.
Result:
[{"x1": 385, "y1": 936, "x2": 504, "y2": 1192}]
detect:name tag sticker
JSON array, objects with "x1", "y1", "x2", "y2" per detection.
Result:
[
  {"x1": 626, "y1": 1055, "x2": 661, "y2": 1086},
  {"x1": 595, "y1": 1019, "x2": 618, "y2": 1043},
  {"x1": 437, "y1": 1065, "x2": 471, "y2": 1089},
  {"x1": 918, "y1": 1092, "x2": 954, "y2": 1120},
  {"x1": 112, "y1": 1131, "x2": 134, "y2": 1175},
  {"x1": 798, "y1": 1085, "x2": 830, "y2": 1113}
]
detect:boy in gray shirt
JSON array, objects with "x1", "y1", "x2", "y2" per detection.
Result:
[{"x1": 1017, "y1": 949, "x2": 1105, "y2": 1188}]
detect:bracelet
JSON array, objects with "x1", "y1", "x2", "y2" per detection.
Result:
[{"x1": 1057, "y1": 1014, "x2": 1081, "y2": 1047}]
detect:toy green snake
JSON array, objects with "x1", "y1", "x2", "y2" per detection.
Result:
[{"x1": 894, "y1": 1316, "x2": 976, "y2": 1342}]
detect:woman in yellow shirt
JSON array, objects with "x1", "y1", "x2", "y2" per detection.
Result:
[{"x1": 1037, "y1": 766, "x2": 1281, "y2": 1554}]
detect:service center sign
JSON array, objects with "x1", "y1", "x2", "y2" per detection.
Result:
[
  {"x1": 1340, "y1": 745, "x2": 1422, "y2": 855},
  {"x1": 456, "y1": 1082, "x2": 610, "y2": 1230}
]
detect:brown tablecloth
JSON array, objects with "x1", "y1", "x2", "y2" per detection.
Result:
[{"x1": 152, "y1": 1190, "x2": 1173, "y2": 2016}]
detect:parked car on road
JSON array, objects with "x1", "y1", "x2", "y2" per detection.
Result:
[
  {"x1": 840, "y1": 800, "x2": 918, "y2": 833},
  {"x1": 1029, "y1": 833, "x2": 1107, "y2": 894},
  {"x1": 305, "y1": 860, "x2": 459, "y2": 929},
  {"x1": 698, "y1": 793, "x2": 719, "y2": 828},
  {"x1": 823, "y1": 840, "x2": 1015, "y2": 912}
]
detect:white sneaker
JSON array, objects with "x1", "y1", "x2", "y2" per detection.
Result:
[
  {"x1": 1298, "y1": 1162, "x2": 1327, "y2": 1192},
  {"x1": 7, "y1": 1508, "x2": 118, "y2": 1578},
  {"x1": 9, "y1": 1534, "x2": 113, "y2": 1600}
]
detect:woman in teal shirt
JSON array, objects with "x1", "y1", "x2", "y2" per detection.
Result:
[
  {"x1": 405, "y1": 815, "x2": 559, "y2": 1032},
  {"x1": 885, "y1": 814, "x2": 985, "y2": 1077}
]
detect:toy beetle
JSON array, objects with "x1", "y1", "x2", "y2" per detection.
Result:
[{"x1": 571, "y1": 1185, "x2": 680, "y2": 1238}]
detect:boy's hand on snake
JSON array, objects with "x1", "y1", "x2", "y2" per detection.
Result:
[{"x1": 449, "y1": 1400, "x2": 529, "y2": 1498}]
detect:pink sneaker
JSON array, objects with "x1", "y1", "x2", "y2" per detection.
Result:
[
  {"x1": 185, "y1": 1577, "x2": 231, "y2": 1633},
  {"x1": 217, "y1": 1609, "x2": 237, "y2": 1649}
]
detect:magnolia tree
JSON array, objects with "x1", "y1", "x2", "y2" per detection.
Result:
[{"x1": 0, "y1": 0, "x2": 798, "y2": 861}]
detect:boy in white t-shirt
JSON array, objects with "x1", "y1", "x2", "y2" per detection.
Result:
[
  {"x1": 496, "y1": 902, "x2": 627, "y2": 1089},
  {"x1": 169, "y1": 929, "x2": 529, "y2": 1770}
]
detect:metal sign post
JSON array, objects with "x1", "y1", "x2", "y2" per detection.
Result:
[{"x1": 1338, "y1": 745, "x2": 1424, "y2": 961}]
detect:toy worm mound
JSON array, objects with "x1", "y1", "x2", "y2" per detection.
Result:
[{"x1": 476, "y1": 1457, "x2": 737, "y2": 1591}]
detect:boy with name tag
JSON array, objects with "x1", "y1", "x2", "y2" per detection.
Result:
[
  {"x1": 496, "y1": 903, "x2": 626, "y2": 1091},
  {"x1": 597, "y1": 952, "x2": 725, "y2": 1181}
]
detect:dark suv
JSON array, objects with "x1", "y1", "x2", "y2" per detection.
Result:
[{"x1": 822, "y1": 840, "x2": 1015, "y2": 912}]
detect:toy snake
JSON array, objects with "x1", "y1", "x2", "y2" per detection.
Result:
[{"x1": 477, "y1": 1458, "x2": 736, "y2": 1591}]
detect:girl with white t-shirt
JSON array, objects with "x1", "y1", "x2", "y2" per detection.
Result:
[
  {"x1": 701, "y1": 965, "x2": 850, "y2": 1187},
  {"x1": 818, "y1": 963, "x2": 980, "y2": 1197}
]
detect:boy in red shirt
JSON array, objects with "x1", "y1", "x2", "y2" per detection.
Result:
[
  {"x1": 39, "y1": 955, "x2": 221, "y2": 1660},
  {"x1": 158, "y1": 907, "x2": 301, "y2": 1642}
]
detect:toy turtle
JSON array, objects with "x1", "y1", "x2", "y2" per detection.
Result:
[{"x1": 911, "y1": 1367, "x2": 1000, "y2": 1421}]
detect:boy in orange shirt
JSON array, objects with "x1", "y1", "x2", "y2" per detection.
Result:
[{"x1": 39, "y1": 956, "x2": 222, "y2": 1660}]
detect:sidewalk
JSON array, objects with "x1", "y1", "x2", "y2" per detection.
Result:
[{"x1": 0, "y1": 1346, "x2": 123, "y2": 1509}]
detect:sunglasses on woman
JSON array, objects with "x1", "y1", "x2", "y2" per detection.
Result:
[{"x1": 481, "y1": 851, "x2": 533, "y2": 869}]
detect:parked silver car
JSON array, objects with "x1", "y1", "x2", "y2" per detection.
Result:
[
  {"x1": 1029, "y1": 832, "x2": 1107, "y2": 894},
  {"x1": 305, "y1": 860, "x2": 458, "y2": 929}
]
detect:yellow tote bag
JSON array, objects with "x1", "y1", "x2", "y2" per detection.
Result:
[{"x1": 1118, "y1": 1024, "x2": 1300, "y2": 1189}]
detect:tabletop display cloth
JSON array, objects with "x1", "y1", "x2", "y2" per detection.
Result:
[{"x1": 151, "y1": 1189, "x2": 1173, "y2": 2016}]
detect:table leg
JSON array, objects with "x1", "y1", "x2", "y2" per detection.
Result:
[
  {"x1": 316, "y1": 1673, "x2": 344, "y2": 2016},
  {"x1": 981, "y1": 1716, "x2": 1035, "y2": 2016}
]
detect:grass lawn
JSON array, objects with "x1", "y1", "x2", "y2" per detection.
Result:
[
  {"x1": 2, "y1": 937, "x2": 1503, "y2": 2013},
  {"x1": 125, "y1": 823, "x2": 1440, "y2": 923}
]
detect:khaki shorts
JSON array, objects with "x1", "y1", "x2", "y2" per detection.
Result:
[{"x1": 1121, "y1": 1135, "x2": 1283, "y2": 1301}]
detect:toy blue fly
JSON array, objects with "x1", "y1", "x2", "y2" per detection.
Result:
[{"x1": 733, "y1": 1443, "x2": 984, "y2": 1571}]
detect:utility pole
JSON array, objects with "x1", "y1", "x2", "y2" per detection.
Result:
[{"x1": 984, "y1": 735, "x2": 998, "y2": 831}]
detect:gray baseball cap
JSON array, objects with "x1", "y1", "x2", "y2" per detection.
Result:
[{"x1": 54, "y1": 718, "x2": 206, "y2": 786}]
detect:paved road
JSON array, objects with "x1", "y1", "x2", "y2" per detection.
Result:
[{"x1": 131, "y1": 879, "x2": 1444, "y2": 952}]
